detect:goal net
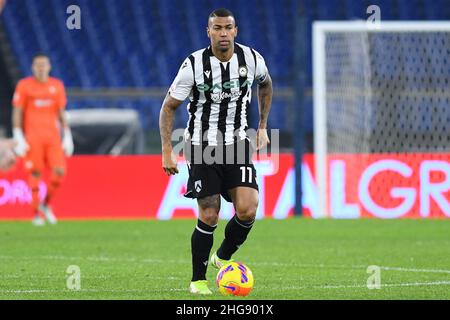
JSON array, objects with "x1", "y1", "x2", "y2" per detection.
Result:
[{"x1": 313, "y1": 21, "x2": 450, "y2": 218}]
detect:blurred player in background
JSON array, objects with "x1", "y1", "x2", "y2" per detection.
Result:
[
  {"x1": 12, "y1": 53, "x2": 74, "y2": 226},
  {"x1": 160, "y1": 8, "x2": 272, "y2": 294},
  {"x1": 0, "y1": 139, "x2": 16, "y2": 172},
  {"x1": 0, "y1": 0, "x2": 5, "y2": 14},
  {"x1": 0, "y1": 4, "x2": 15, "y2": 174}
]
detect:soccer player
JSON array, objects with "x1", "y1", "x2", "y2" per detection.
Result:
[
  {"x1": 159, "y1": 8, "x2": 273, "y2": 294},
  {"x1": 12, "y1": 53, "x2": 74, "y2": 226},
  {"x1": 0, "y1": 0, "x2": 5, "y2": 14},
  {"x1": 0, "y1": 139, "x2": 16, "y2": 172}
]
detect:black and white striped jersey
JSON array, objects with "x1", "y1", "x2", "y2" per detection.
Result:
[{"x1": 168, "y1": 43, "x2": 269, "y2": 146}]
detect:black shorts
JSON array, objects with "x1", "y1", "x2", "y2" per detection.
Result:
[{"x1": 184, "y1": 138, "x2": 259, "y2": 202}]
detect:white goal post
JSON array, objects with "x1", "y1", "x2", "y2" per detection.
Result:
[{"x1": 313, "y1": 21, "x2": 450, "y2": 218}]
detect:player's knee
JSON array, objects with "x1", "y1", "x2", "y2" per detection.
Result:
[
  {"x1": 235, "y1": 200, "x2": 258, "y2": 222},
  {"x1": 198, "y1": 195, "x2": 220, "y2": 211},
  {"x1": 199, "y1": 208, "x2": 219, "y2": 226},
  {"x1": 53, "y1": 167, "x2": 65, "y2": 177},
  {"x1": 197, "y1": 195, "x2": 220, "y2": 226},
  {"x1": 31, "y1": 171, "x2": 41, "y2": 178}
]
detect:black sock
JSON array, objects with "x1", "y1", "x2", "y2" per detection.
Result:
[
  {"x1": 191, "y1": 219, "x2": 217, "y2": 281},
  {"x1": 217, "y1": 215, "x2": 255, "y2": 260}
]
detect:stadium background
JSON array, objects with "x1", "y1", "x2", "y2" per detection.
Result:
[
  {"x1": 0, "y1": 0, "x2": 450, "y2": 220},
  {"x1": 0, "y1": 0, "x2": 449, "y2": 301}
]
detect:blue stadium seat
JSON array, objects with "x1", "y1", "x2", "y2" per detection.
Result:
[
  {"x1": 2, "y1": 0, "x2": 450, "y2": 135},
  {"x1": 397, "y1": 0, "x2": 426, "y2": 20}
]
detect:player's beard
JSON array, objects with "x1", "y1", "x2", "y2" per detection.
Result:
[{"x1": 217, "y1": 40, "x2": 232, "y2": 52}]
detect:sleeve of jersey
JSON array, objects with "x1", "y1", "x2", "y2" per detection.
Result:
[
  {"x1": 168, "y1": 58, "x2": 194, "y2": 101},
  {"x1": 254, "y1": 51, "x2": 269, "y2": 84},
  {"x1": 12, "y1": 80, "x2": 26, "y2": 108}
]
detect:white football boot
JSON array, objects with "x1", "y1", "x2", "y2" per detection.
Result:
[
  {"x1": 32, "y1": 214, "x2": 45, "y2": 226},
  {"x1": 39, "y1": 204, "x2": 57, "y2": 225}
]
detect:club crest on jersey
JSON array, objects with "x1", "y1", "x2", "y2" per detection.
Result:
[
  {"x1": 239, "y1": 65, "x2": 248, "y2": 77},
  {"x1": 195, "y1": 180, "x2": 202, "y2": 192}
]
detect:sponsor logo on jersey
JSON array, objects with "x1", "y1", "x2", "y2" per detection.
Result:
[
  {"x1": 197, "y1": 79, "x2": 251, "y2": 92},
  {"x1": 211, "y1": 90, "x2": 243, "y2": 103},
  {"x1": 34, "y1": 99, "x2": 52, "y2": 108}
]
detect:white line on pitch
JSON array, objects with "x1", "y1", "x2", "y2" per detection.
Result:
[
  {"x1": 263, "y1": 280, "x2": 450, "y2": 290},
  {"x1": 1, "y1": 281, "x2": 450, "y2": 295},
  {"x1": 0, "y1": 288, "x2": 186, "y2": 294},
  {"x1": 377, "y1": 266, "x2": 450, "y2": 274},
  {"x1": 0, "y1": 275, "x2": 183, "y2": 280},
  {"x1": 1, "y1": 255, "x2": 450, "y2": 274},
  {"x1": 252, "y1": 261, "x2": 450, "y2": 274}
]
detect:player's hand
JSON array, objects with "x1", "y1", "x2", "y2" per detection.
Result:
[
  {"x1": 256, "y1": 128, "x2": 270, "y2": 150},
  {"x1": 62, "y1": 128, "x2": 74, "y2": 156},
  {"x1": 12, "y1": 128, "x2": 29, "y2": 157},
  {"x1": 162, "y1": 149, "x2": 179, "y2": 175},
  {"x1": 0, "y1": 139, "x2": 17, "y2": 172}
]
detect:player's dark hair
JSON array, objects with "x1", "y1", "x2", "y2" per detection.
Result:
[
  {"x1": 32, "y1": 52, "x2": 50, "y2": 62},
  {"x1": 208, "y1": 8, "x2": 235, "y2": 24}
]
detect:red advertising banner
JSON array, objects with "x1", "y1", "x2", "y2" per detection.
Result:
[
  {"x1": 0, "y1": 154, "x2": 294, "y2": 220},
  {"x1": 0, "y1": 153, "x2": 449, "y2": 220},
  {"x1": 301, "y1": 154, "x2": 450, "y2": 219}
]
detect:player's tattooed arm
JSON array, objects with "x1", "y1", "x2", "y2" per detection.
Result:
[
  {"x1": 159, "y1": 94, "x2": 183, "y2": 175},
  {"x1": 0, "y1": 139, "x2": 16, "y2": 172},
  {"x1": 256, "y1": 73, "x2": 273, "y2": 150},
  {"x1": 257, "y1": 73, "x2": 273, "y2": 129}
]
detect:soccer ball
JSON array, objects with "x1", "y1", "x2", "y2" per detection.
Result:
[{"x1": 216, "y1": 262, "x2": 254, "y2": 296}]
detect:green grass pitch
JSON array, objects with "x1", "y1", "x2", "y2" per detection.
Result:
[{"x1": 0, "y1": 218, "x2": 449, "y2": 300}]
